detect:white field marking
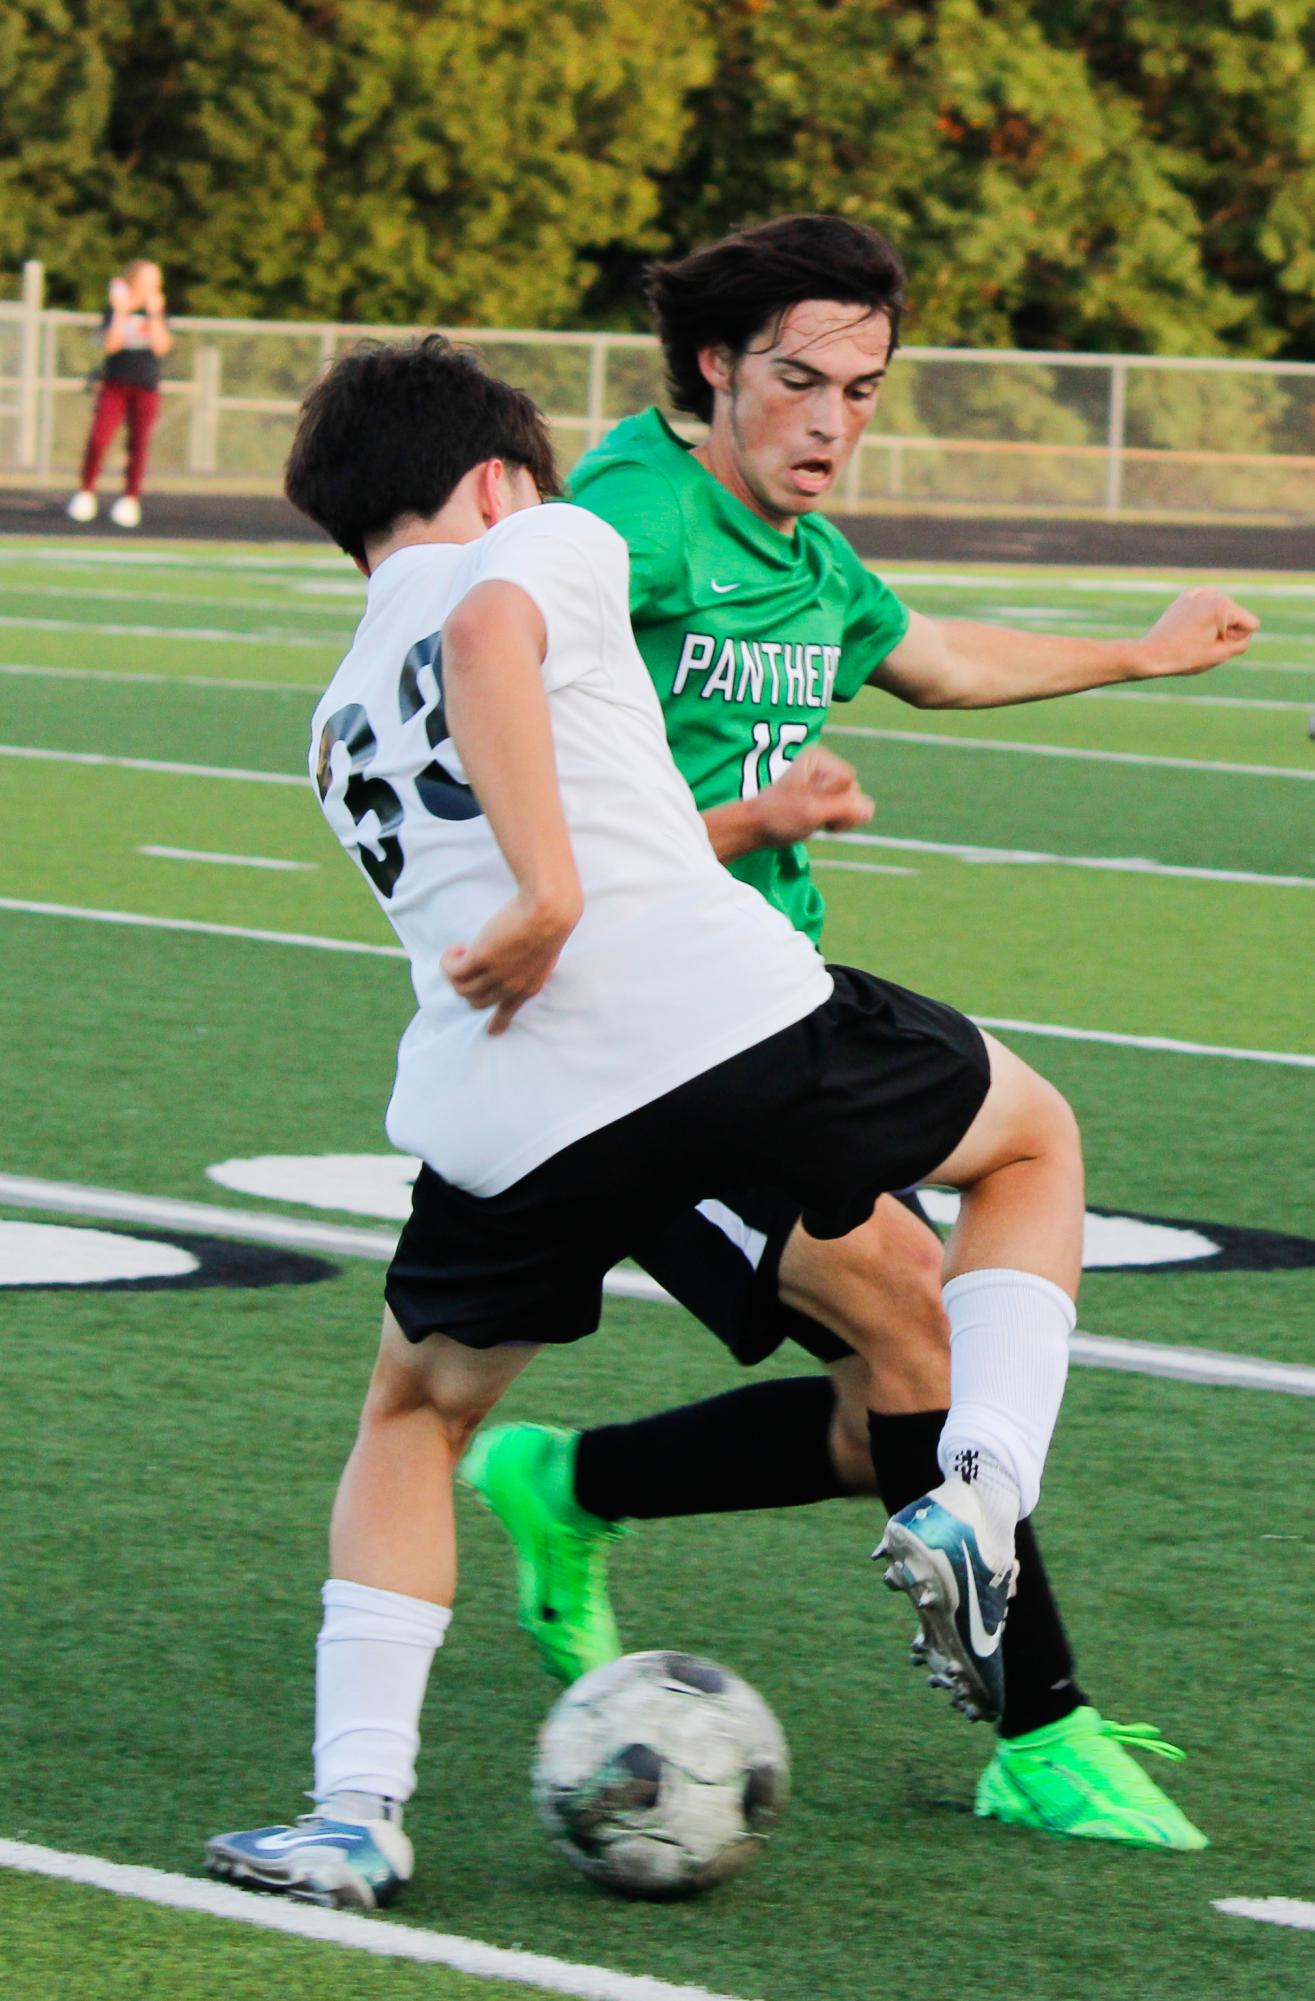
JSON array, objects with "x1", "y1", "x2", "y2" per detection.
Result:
[
  {"x1": 0, "y1": 661, "x2": 320, "y2": 693},
  {"x1": 1084, "y1": 688, "x2": 1310, "y2": 713},
  {"x1": 879, "y1": 572, "x2": 1315, "y2": 598},
  {"x1": 3, "y1": 896, "x2": 1313, "y2": 1067},
  {"x1": 822, "y1": 831, "x2": 1315, "y2": 890},
  {"x1": 215, "y1": 1154, "x2": 1221, "y2": 1270},
  {"x1": 4, "y1": 1172, "x2": 1315, "y2": 1397},
  {"x1": 0, "y1": 614, "x2": 332, "y2": 648},
  {"x1": 0, "y1": 900, "x2": 404, "y2": 959},
  {"x1": 811, "y1": 858, "x2": 916, "y2": 877},
  {"x1": 0, "y1": 1221, "x2": 198, "y2": 1285},
  {"x1": 827, "y1": 724, "x2": 1315, "y2": 781},
  {"x1": 0, "y1": 744, "x2": 304, "y2": 784},
  {"x1": 1216, "y1": 1898, "x2": 1315, "y2": 1933},
  {"x1": 0, "y1": 582, "x2": 352, "y2": 616},
  {"x1": 972, "y1": 1012, "x2": 1315, "y2": 1069},
  {"x1": 0, "y1": 546, "x2": 341, "y2": 571},
  {"x1": 139, "y1": 845, "x2": 317, "y2": 872},
  {"x1": 0, "y1": 1174, "x2": 402, "y2": 1261},
  {"x1": 0, "y1": 1841, "x2": 749, "y2": 2001},
  {"x1": 11, "y1": 737, "x2": 1307, "y2": 887}
]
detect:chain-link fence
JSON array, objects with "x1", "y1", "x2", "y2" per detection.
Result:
[{"x1": 3, "y1": 262, "x2": 1314, "y2": 521}]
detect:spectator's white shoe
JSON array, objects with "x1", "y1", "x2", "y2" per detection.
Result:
[
  {"x1": 109, "y1": 495, "x2": 142, "y2": 528},
  {"x1": 67, "y1": 490, "x2": 98, "y2": 523}
]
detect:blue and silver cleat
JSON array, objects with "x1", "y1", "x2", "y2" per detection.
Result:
[
  {"x1": 875, "y1": 1479, "x2": 1018, "y2": 1723},
  {"x1": 205, "y1": 1809, "x2": 412, "y2": 1910}
]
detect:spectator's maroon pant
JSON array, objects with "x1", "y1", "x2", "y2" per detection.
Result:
[{"x1": 80, "y1": 382, "x2": 161, "y2": 498}]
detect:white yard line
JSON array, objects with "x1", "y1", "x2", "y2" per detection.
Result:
[
  {"x1": 0, "y1": 899, "x2": 403, "y2": 957},
  {"x1": 880, "y1": 572, "x2": 1315, "y2": 598},
  {"x1": 0, "y1": 583, "x2": 350, "y2": 615},
  {"x1": 0, "y1": 546, "x2": 342, "y2": 571},
  {"x1": 3, "y1": 897, "x2": 1312, "y2": 1067},
  {"x1": 822, "y1": 831, "x2": 1315, "y2": 891},
  {"x1": 827, "y1": 724, "x2": 1315, "y2": 781},
  {"x1": 9, "y1": 747, "x2": 1308, "y2": 888},
  {"x1": 973, "y1": 1012, "x2": 1315, "y2": 1068},
  {"x1": 0, "y1": 661, "x2": 319, "y2": 693},
  {"x1": 1084, "y1": 688, "x2": 1309, "y2": 713},
  {"x1": 811, "y1": 858, "x2": 916, "y2": 877},
  {"x1": 0, "y1": 1840, "x2": 748, "y2": 2001},
  {"x1": 1215, "y1": 1898, "x2": 1315, "y2": 1933},
  {"x1": 0, "y1": 744, "x2": 305, "y2": 784},
  {"x1": 0, "y1": 613, "x2": 331, "y2": 648},
  {"x1": 3, "y1": 1173, "x2": 1315, "y2": 1398},
  {"x1": 139, "y1": 846, "x2": 317, "y2": 872}
]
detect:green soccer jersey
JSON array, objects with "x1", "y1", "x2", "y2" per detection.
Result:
[{"x1": 568, "y1": 407, "x2": 909, "y2": 943}]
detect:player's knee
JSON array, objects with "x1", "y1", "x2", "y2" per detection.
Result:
[
  {"x1": 983, "y1": 1053, "x2": 1083, "y2": 1179},
  {"x1": 1030, "y1": 1074, "x2": 1083, "y2": 1177}
]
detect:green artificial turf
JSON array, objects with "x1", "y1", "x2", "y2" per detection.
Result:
[{"x1": 1, "y1": 537, "x2": 1312, "y2": 2001}]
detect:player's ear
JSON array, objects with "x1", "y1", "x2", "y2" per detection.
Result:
[
  {"x1": 476, "y1": 457, "x2": 505, "y2": 526},
  {"x1": 697, "y1": 344, "x2": 734, "y2": 398}
]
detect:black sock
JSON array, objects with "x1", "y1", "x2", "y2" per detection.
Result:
[
  {"x1": 573, "y1": 1377, "x2": 848, "y2": 1522},
  {"x1": 867, "y1": 1408, "x2": 1086, "y2": 1739}
]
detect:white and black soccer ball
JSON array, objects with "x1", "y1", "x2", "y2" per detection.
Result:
[{"x1": 532, "y1": 1650, "x2": 789, "y2": 1898}]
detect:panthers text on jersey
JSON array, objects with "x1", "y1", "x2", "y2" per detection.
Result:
[{"x1": 569, "y1": 408, "x2": 910, "y2": 943}]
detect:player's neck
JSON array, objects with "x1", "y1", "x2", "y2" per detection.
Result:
[{"x1": 691, "y1": 434, "x2": 797, "y2": 539}]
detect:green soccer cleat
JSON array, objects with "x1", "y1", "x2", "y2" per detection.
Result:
[
  {"x1": 975, "y1": 1706, "x2": 1209, "y2": 1850},
  {"x1": 460, "y1": 1422, "x2": 627, "y2": 1684}
]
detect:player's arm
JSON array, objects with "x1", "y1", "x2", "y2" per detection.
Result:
[
  {"x1": 869, "y1": 591, "x2": 1259, "y2": 709},
  {"x1": 702, "y1": 745, "x2": 874, "y2": 863},
  {"x1": 437, "y1": 580, "x2": 583, "y2": 1035}
]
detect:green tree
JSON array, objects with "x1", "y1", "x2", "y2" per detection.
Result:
[
  {"x1": 635, "y1": 0, "x2": 1255, "y2": 355},
  {"x1": 14, "y1": 0, "x2": 712, "y2": 326},
  {"x1": 0, "y1": 2, "x2": 116, "y2": 280},
  {"x1": 1068, "y1": 0, "x2": 1315, "y2": 357}
]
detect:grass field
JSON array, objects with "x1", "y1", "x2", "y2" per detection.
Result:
[{"x1": 1, "y1": 535, "x2": 1312, "y2": 2001}]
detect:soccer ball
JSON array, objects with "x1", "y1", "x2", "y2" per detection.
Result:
[{"x1": 532, "y1": 1650, "x2": 789, "y2": 1898}]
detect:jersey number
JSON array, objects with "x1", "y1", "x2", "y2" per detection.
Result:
[
  {"x1": 315, "y1": 631, "x2": 480, "y2": 901},
  {"x1": 740, "y1": 720, "x2": 809, "y2": 799}
]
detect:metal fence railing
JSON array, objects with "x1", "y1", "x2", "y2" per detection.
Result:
[{"x1": 4, "y1": 262, "x2": 1314, "y2": 521}]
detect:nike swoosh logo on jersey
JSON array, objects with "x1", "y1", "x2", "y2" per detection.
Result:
[
  {"x1": 709, "y1": 579, "x2": 739, "y2": 593},
  {"x1": 961, "y1": 1547, "x2": 1005, "y2": 1658}
]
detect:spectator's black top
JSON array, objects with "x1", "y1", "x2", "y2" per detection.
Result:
[{"x1": 99, "y1": 306, "x2": 167, "y2": 390}]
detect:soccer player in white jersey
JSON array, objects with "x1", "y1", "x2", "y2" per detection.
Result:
[{"x1": 209, "y1": 335, "x2": 1089, "y2": 1910}]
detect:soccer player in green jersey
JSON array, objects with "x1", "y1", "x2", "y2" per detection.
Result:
[{"x1": 465, "y1": 215, "x2": 1256, "y2": 1850}]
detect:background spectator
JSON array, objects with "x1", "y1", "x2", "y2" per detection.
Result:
[{"x1": 67, "y1": 259, "x2": 173, "y2": 528}]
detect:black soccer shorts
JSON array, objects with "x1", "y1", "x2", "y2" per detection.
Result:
[
  {"x1": 384, "y1": 965, "x2": 989, "y2": 1350},
  {"x1": 627, "y1": 1183, "x2": 942, "y2": 1369}
]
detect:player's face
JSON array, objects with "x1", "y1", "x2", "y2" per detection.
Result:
[{"x1": 696, "y1": 301, "x2": 892, "y2": 532}]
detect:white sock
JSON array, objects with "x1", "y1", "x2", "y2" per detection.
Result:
[
  {"x1": 312, "y1": 1579, "x2": 451, "y2": 1809},
  {"x1": 936, "y1": 1268, "x2": 1075, "y2": 1528}
]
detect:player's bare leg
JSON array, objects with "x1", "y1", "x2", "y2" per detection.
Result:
[
  {"x1": 778, "y1": 1193, "x2": 949, "y2": 1417},
  {"x1": 931, "y1": 1035, "x2": 1084, "y2": 1297},
  {"x1": 331, "y1": 1310, "x2": 539, "y2": 1605},
  {"x1": 208, "y1": 1316, "x2": 538, "y2": 1906}
]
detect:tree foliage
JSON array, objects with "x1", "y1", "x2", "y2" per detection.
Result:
[
  {"x1": 6, "y1": 0, "x2": 1315, "y2": 356},
  {"x1": 14, "y1": 0, "x2": 712, "y2": 324}
]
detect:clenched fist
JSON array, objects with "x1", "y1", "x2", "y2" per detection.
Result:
[
  {"x1": 1135, "y1": 589, "x2": 1259, "y2": 679},
  {"x1": 752, "y1": 744, "x2": 875, "y2": 846}
]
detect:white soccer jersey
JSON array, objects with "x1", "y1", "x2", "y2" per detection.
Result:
[{"x1": 310, "y1": 503, "x2": 832, "y2": 1195}]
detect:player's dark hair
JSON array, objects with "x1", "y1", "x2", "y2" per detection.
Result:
[
  {"x1": 285, "y1": 335, "x2": 561, "y2": 562},
  {"x1": 646, "y1": 215, "x2": 905, "y2": 423}
]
